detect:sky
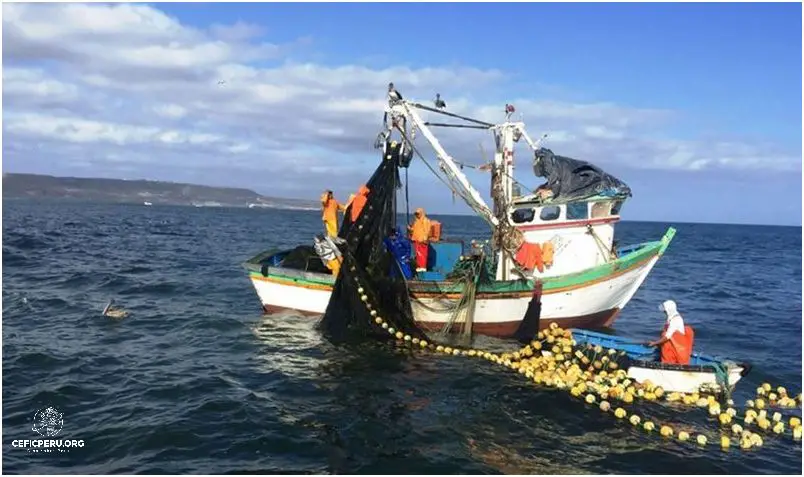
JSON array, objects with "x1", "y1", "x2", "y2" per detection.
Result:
[{"x1": 2, "y1": 2, "x2": 802, "y2": 226}]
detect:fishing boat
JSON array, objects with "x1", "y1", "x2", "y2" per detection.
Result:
[
  {"x1": 244, "y1": 88, "x2": 677, "y2": 338},
  {"x1": 570, "y1": 329, "x2": 751, "y2": 394}
]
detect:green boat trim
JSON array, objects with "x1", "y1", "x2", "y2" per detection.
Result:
[{"x1": 246, "y1": 227, "x2": 676, "y2": 297}]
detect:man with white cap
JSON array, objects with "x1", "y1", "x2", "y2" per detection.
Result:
[{"x1": 647, "y1": 300, "x2": 695, "y2": 364}]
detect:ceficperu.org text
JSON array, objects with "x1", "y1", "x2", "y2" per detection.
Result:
[{"x1": 12, "y1": 440, "x2": 85, "y2": 448}]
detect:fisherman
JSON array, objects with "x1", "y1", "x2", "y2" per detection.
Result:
[
  {"x1": 313, "y1": 234, "x2": 345, "y2": 277},
  {"x1": 535, "y1": 182, "x2": 553, "y2": 201},
  {"x1": 646, "y1": 300, "x2": 695, "y2": 365},
  {"x1": 321, "y1": 190, "x2": 346, "y2": 238},
  {"x1": 383, "y1": 227, "x2": 413, "y2": 279},
  {"x1": 408, "y1": 207, "x2": 431, "y2": 273},
  {"x1": 348, "y1": 185, "x2": 370, "y2": 223}
]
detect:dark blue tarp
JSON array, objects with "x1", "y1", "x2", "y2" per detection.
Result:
[{"x1": 532, "y1": 148, "x2": 632, "y2": 201}]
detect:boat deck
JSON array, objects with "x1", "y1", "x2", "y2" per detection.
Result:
[{"x1": 244, "y1": 229, "x2": 676, "y2": 290}]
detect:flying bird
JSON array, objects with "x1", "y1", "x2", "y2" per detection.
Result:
[
  {"x1": 434, "y1": 93, "x2": 446, "y2": 110},
  {"x1": 217, "y1": 80, "x2": 227, "y2": 86}
]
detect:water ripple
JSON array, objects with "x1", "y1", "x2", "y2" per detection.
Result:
[{"x1": 2, "y1": 202, "x2": 801, "y2": 474}]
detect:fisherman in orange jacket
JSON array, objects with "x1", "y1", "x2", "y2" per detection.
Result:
[
  {"x1": 408, "y1": 207, "x2": 431, "y2": 272},
  {"x1": 349, "y1": 185, "x2": 370, "y2": 222},
  {"x1": 321, "y1": 190, "x2": 345, "y2": 238},
  {"x1": 647, "y1": 300, "x2": 695, "y2": 365}
]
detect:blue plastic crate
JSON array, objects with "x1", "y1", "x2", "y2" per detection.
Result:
[
  {"x1": 427, "y1": 241, "x2": 463, "y2": 276},
  {"x1": 417, "y1": 271, "x2": 445, "y2": 281}
]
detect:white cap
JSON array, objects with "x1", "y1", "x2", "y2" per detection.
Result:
[{"x1": 659, "y1": 300, "x2": 678, "y2": 318}]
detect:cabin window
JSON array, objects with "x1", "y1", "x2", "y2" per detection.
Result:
[
  {"x1": 591, "y1": 202, "x2": 611, "y2": 218},
  {"x1": 539, "y1": 205, "x2": 561, "y2": 221},
  {"x1": 611, "y1": 200, "x2": 623, "y2": 215},
  {"x1": 566, "y1": 202, "x2": 588, "y2": 220},
  {"x1": 511, "y1": 208, "x2": 535, "y2": 224}
]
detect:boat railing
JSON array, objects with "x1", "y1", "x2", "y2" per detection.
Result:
[
  {"x1": 615, "y1": 243, "x2": 647, "y2": 257},
  {"x1": 614, "y1": 233, "x2": 672, "y2": 259}
]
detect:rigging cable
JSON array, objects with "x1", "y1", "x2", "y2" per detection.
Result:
[
  {"x1": 392, "y1": 148, "x2": 398, "y2": 231},
  {"x1": 394, "y1": 126, "x2": 490, "y2": 226},
  {"x1": 394, "y1": 124, "x2": 531, "y2": 281},
  {"x1": 405, "y1": 167, "x2": 410, "y2": 226}
]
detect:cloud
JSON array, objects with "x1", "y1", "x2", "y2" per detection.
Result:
[
  {"x1": 152, "y1": 103, "x2": 188, "y2": 120},
  {"x1": 2, "y1": 2, "x2": 800, "y2": 203},
  {"x1": 210, "y1": 21, "x2": 265, "y2": 42}
]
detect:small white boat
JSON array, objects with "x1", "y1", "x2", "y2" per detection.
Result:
[
  {"x1": 143, "y1": 201, "x2": 153, "y2": 206},
  {"x1": 570, "y1": 329, "x2": 751, "y2": 395}
]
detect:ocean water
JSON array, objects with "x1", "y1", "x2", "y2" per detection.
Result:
[{"x1": 2, "y1": 200, "x2": 802, "y2": 474}]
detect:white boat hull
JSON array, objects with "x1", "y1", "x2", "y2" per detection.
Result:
[
  {"x1": 627, "y1": 363, "x2": 747, "y2": 394},
  {"x1": 248, "y1": 253, "x2": 661, "y2": 338}
]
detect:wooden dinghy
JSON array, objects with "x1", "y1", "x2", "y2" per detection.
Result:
[{"x1": 570, "y1": 329, "x2": 751, "y2": 395}]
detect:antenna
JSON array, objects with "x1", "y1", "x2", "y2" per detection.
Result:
[{"x1": 534, "y1": 133, "x2": 549, "y2": 149}]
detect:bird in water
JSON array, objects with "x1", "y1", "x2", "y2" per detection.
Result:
[
  {"x1": 387, "y1": 82, "x2": 403, "y2": 101},
  {"x1": 434, "y1": 93, "x2": 446, "y2": 110},
  {"x1": 102, "y1": 299, "x2": 128, "y2": 319}
]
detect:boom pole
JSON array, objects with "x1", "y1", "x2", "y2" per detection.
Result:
[{"x1": 390, "y1": 101, "x2": 499, "y2": 228}]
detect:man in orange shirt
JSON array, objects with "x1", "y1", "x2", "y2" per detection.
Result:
[
  {"x1": 321, "y1": 190, "x2": 345, "y2": 238},
  {"x1": 647, "y1": 300, "x2": 695, "y2": 365},
  {"x1": 348, "y1": 185, "x2": 370, "y2": 223},
  {"x1": 408, "y1": 207, "x2": 431, "y2": 273}
]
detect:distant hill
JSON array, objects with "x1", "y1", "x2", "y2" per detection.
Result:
[{"x1": 2, "y1": 173, "x2": 319, "y2": 210}]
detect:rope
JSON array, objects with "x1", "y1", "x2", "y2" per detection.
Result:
[
  {"x1": 411, "y1": 258, "x2": 481, "y2": 314},
  {"x1": 437, "y1": 255, "x2": 484, "y2": 337},
  {"x1": 710, "y1": 362, "x2": 732, "y2": 401},
  {"x1": 437, "y1": 281, "x2": 472, "y2": 336},
  {"x1": 395, "y1": 125, "x2": 530, "y2": 282},
  {"x1": 392, "y1": 153, "x2": 398, "y2": 230},
  {"x1": 462, "y1": 257, "x2": 482, "y2": 339},
  {"x1": 410, "y1": 101, "x2": 494, "y2": 127},
  {"x1": 405, "y1": 167, "x2": 410, "y2": 226},
  {"x1": 586, "y1": 224, "x2": 611, "y2": 264},
  {"x1": 395, "y1": 126, "x2": 495, "y2": 229}
]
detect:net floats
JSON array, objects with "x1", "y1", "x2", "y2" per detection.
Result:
[{"x1": 356, "y1": 282, "x2": 802, "y2": 452}]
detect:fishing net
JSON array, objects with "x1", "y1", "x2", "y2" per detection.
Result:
[
  {"x1": 316, "y1": 143, "x2": 429, "y2": 343},
  {"x1": 279, "y1": 245, "x2": 330, "y2": 274},
  {"x1": 316, "y1": 140, "x2": 543, "y2": 345}
]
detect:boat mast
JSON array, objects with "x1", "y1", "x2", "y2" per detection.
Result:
[
  {"x1": 490, "y1": 108, "x2": 549, "y2": 281},
  {"x1": 383, "y1": 92, "x2": 547, "y2": 282},
  {"x1": 491, "y1": 119, "x2": 517, "y2": 281}
]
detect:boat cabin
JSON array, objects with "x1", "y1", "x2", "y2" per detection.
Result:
[{"x1": 507, "y1": 196, "x2": 626, "y2": 278}]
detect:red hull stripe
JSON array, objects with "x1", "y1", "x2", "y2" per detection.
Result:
[{"x1": 517, "y1": 216, "x2": 619, "y2": 231}]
